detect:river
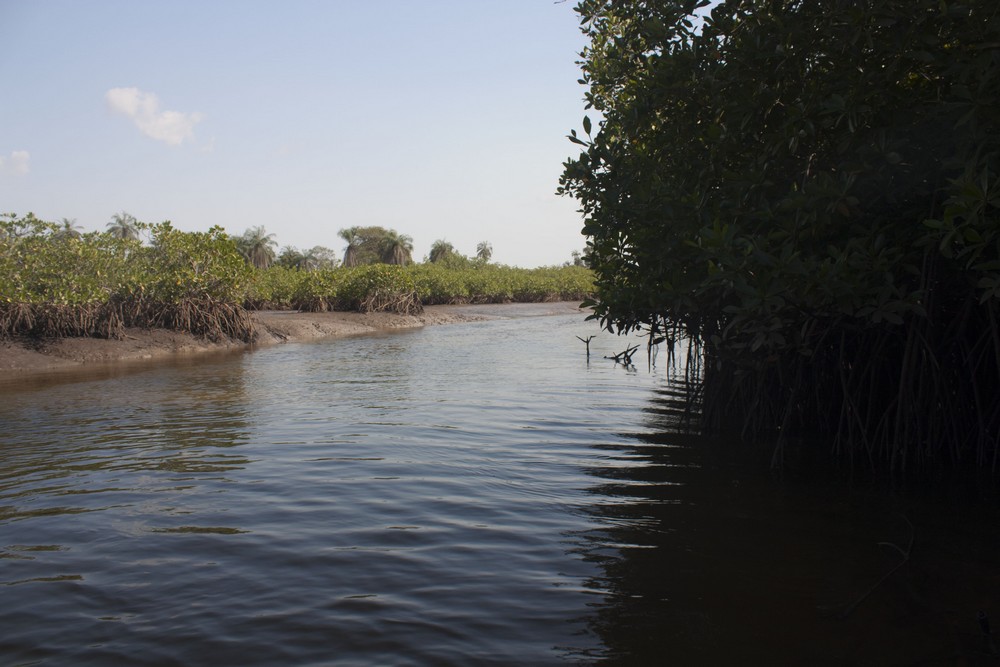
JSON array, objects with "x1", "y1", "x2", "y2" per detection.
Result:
[{"x1": 2, "y1": 305, "x2": 999, "y2": 665}]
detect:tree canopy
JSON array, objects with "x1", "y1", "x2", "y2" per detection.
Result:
[
  {"x1": 560, "y1": 0, "x2": 1000, "y2": 468},
  {"x1": 338, "y1": 226, "x2": 413, "y2": 266},
  {"x1": 54, "y1": 218, "x2": 82, "y2": 240},
  {"x1": 379, "y1": 229, "x2": 414, "y2": 266},
  {"x1": 475, "y1": 241, "x2": 493, "y2": 263},
  {"x1": 107, "y1": 211, "x2": 140, "y2": 241},
  {"x1": 429, "y1": 240, "x2": 458, "y2": 264},
  {"x1": 236, "y1": 226, "x2": 277, "y2": 269}
]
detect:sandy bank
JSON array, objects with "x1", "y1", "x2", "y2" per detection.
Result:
[{"x1": 0, "y1": 302, "x2": 586, "y2": 379}]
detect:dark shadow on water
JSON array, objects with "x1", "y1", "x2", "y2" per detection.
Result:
[{"x1": 575, "y1": 386, "x2": 1000, "y2": 666}]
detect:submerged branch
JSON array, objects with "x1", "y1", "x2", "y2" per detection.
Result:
[{"x1": 819, "y1": 516, "x2": 915, "y2": 620}]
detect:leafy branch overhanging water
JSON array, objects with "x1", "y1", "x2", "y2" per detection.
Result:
[{"x1": 560, "y1": 0, "x2": 1000, "y2": 471}]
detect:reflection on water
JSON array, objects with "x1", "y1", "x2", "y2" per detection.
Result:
[
  {"x1": 581, "y1": 386, "x2": 1000, "y2": 666},
  {"x1": 1, "y1": 308, "x2": 999, "y2": 665},
  {"x1": 0, "y1": 362, "x2": 252, "y2": 527}
]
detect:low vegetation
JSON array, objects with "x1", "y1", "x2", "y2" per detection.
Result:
[
  {"x1": 0, "y1": 212, "x2": 593, "y2": 342},
  {"x1": 1, "y1": 214, "x2": 255, "y2": 342}
]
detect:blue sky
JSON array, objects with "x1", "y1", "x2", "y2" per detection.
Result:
[{"x1": 0, "y1": 1, "x2": 592, "y2": 267}]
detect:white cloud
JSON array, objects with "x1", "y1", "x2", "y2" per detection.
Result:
[
  {"x1": 0, "y1": 150, "x2": 30, "y2": 174},
  {"x1": 106, "y1": 87, "x2": 203, "y2": 145}
]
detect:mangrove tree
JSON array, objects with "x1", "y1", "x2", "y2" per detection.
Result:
[{"x1": 560, "y1": 0, "x2": 1000, "y2": 469}]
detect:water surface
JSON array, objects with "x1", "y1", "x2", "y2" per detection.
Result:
[{"x1": 2, "y1": 307, "x2": 998, "y2": 665}]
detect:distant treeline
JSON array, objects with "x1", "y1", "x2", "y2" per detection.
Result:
[{"x1": 0, "y1": 214, "x2": 593, "y2": 343}]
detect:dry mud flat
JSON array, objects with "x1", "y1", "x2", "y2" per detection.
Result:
[{"x1": 0, "y1": 302, "x2": 585, "y2": 379}]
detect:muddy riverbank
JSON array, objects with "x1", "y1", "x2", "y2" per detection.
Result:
[{"x1": 0, "y1": 302, "x2": 586, "y2": 378}]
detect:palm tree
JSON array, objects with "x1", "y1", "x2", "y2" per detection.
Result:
[
  {"x1": 380, "y1": 230, "x2": 414, "y2": 266},
  {"x1": 239, "y1": 226, "x2": 277, "y2": 269},
  {"x1": 277, "y1": 246, "x2": 306, "y2": 269},
  {"x1": 339, "y1": 227, "x2": 362, "y2": 267},
  {"x1": 428, "y1": 239, "x2": 456, "y2": 263},
  {"x1": 476, "y1": 241, "x2": 493, "y2": 263},
  {"x1": 107, "y1": 211, "x2": 140, "y2": 240},
  {"x1": 54, "y1": 218, "x2": 83, "y2": 240}
]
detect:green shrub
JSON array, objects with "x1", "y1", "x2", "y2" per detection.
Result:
[
  {"x1": 1, "y1": 216, "x2": 255, "y2": 342},
  {"x1": 1, "y1": 212, "x2": 595, "y2": 341},
  {"x1": 334, "y1": 265, "x2": 422, "y2": 314}
]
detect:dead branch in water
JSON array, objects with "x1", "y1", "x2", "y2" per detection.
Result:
[{"x1": 606, "y1": 344, "x2": 640, "y2": 366}]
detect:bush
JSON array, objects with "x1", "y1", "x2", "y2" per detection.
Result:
[
  {"x1": 1, "y1": 216, "x2": 255, "y2": 342},
  {"x1": 1, "y1": 212, "x2": 595, "y2": 342}
]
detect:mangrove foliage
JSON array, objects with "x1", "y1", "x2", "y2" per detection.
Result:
[
  {"x1": 1, "y1": 213, "x2": 593, "y2": 342},
  {"x1": 560, "y1": 0, "x2": 1000, "y2": 469},
  {"x1": 0, "y1": 214, "x2": 255, "y2": 342}
]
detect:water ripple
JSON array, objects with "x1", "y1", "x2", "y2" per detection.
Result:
[{"x1": 0, "y1": 312, "x2": 668, "y2": 665}]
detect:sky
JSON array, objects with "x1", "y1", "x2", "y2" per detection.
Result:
[{"x1": 0, "y1": 1, "x2": 593, "y2": 267}]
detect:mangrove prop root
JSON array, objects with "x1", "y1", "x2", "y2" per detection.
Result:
[
  {"x1": 359, "y1": 290, "x2": 423, "y2": 315},
  {"x1": 0, "y1": 297, "x2": 256, "y2": 344}
]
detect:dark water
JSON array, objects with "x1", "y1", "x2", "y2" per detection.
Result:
[{"x1": 2, "y1": 305, "x2": 999, "y2": 666}]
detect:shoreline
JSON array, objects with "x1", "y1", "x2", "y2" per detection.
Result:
[{"x1": 0, "y1": 301, "x2": 586, "y2": 381}]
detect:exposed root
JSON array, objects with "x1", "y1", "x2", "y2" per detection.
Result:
[
  {"x1": 0, "y1": 297, "x2": 256, "y2": 344},
  {"x1": 359, "y1": 290, "x2": 423, "y2": 315}
]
